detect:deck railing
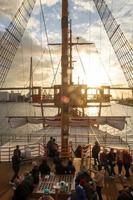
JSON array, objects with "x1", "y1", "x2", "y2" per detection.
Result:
[
  {"x1": 0, "y1": 143, "x2": 73, "y2": 162},
  {"x1": 0, "y1": 142, "x2": 132, "y2": 168},
  {"x1": 0, "y1": 143, "x2": 45, "y2": 162}
]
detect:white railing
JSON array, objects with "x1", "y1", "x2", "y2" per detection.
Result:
[{"x1": 0, "y1": 143, "x2": 46, "y2": 162}]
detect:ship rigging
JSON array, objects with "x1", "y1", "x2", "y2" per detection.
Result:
[{"x1": 0, "y1": 0, "x2": 133, "y2": 156}]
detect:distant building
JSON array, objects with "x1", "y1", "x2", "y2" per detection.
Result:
[
  {"x1": 0, "y1": 92, "x2": 9, "y2": 102},
  {"x1": 9, "y1": 91, "x2": 26, "y2": 102},
  {"x1": 0, "y1": 91, "x2": 26, "y2": 102},
  {"x1": 9, "y1": 91, "x2": 20, "y2": 102}
]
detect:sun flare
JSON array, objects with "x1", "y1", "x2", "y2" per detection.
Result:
[{"x1": 73, "y1": 52, "x2": 110, "y2": 87}]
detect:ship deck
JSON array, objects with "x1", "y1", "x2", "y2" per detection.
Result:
[{"x1": 0, "y1": 158, "x2": 133, "y2": 200}]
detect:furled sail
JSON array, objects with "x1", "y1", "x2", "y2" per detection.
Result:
[
  {"x1": 8, "y1": 116, "x2": 127, "y2": 130},
  {"x1": 8, "y1": 117, "x2": 44, "y2": 128}
]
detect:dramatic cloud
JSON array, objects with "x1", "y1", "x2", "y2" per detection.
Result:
[{"x1": 0, "y1": 0, "x2": 132, "y2": 88}]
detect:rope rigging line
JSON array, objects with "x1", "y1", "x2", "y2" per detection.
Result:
[
  {"x1": 39, "y1": 0, "x2": 55, "y2": 79},
  {"x1": 45, "y1": 59, "x2": 61, "y2": 96},
  {"x1": 0, "y1": 0, "x2": 37, "y2": 88},
  {"x1": 75, "y1": 45, "x2": 87, "y2": 79},
  {"x1": 92, "y1": 0, "x2": 133, "y2": 87},
  {"x1": 50, "y1": 59, "x2": 61, "y2": 88}
]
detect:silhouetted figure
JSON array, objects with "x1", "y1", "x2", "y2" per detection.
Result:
[
  {"x1": 106, "y1": 148, "x2": 116, "y2": 177},
  {"x1": 94, "y1": 165, "x2": 104, "y2": 200},
  {"x1": 99, "y1": 149, "x2": 108, "y2": 170},
  {"x1": 66, "y1": 160, "x2": 76, "y2": 175},
  {"x1": 116, "y1": 150, "x2": 123, "y2": 176},
  {"x1": 14, "y1": 145, "x2": 21, "y2": 158},
  {"x1": 55, "y1": 159, "x2": 66, "y2": 175},
  {"x1": 75, "y1": 166, "x2": 91, "y2": 187},
  {"x1": 117, "y1": 187, "x2": 133, "y2": 200},
  {"x1": 74, "y1": 145, "x2": 82, "y2": 158},
  {"x1": 12, "y1": 172, "x2": 34, "y2": 200},
  {"x1": 47, "y1": 137, "x2": 54, "y2": 157},
  {"x1": 10, "y1": 151, "x2": 21, "y2": 184},
  {"x1": 84, "y1": 179, "x2": 97, "y2": 200},
  {"x1": 92, "y1": 141, "x2": 100, "y2": 165},
  {"x1": 30, "y1": 161, "x2": 40, "y2": 184},
  {"x1": 75, "y1": 179, "x2": 87, "y2": 200},
  {"x1": 39, "y1": 159, "x2": 50, "y2": 178},
  {"x1": 123, "y1": 150, "x2": 132, "y2": 178}
]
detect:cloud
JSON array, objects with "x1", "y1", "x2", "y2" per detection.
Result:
[
  {"x1": 0, "y1": 0, "x2": 132, "y2": 88},
  {"x1": 36, "y1": 0, "x2": 59, "y2": 7},
  {"x1": 0, "y1": 0, "x2": 20, "y2": 16},
  {"x1": 74, "y1": 0, "x2": 94, "y2": 12}
]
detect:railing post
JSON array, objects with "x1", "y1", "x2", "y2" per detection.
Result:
[
  {"x1": 89, "y1": 145, "x2": 92, "y2": 169},
  {"x1": 0, "y1": 146, "x2": 1, "y2": 162},
  {"x1": 38, "y1": 143, "x2": 40, "y2": 156},
  {"x1": 9, "y1": 147, "x2": 11, "y2": 162}
]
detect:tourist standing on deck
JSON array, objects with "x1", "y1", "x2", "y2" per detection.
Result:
[
  {"x1": 52, "y1": 138, "x2": 59, "y2": 157},
  {"x1": 47, "y1": 137, "x2": 54, "y2": 157},
  {"x1": 92, "y1": 141, "x2": 100, "y2": 166},
  {"x1": 14, "y1": 145, "x2": 21, "y2": 158},
  {"x1": 10, "y1": 150, "x2": 21, "y2": 184},
  {"x1": 30, "y1": 161, "x2": 40, "y2": 184},
  {"x1": 99, "y1": 148, "x2": 108, "y2": 170},
  {"x1": 123, "y1": 150, "x2": 132, "y2": 178},
  {"x1": 39, "y1": 159, "x2": 50, "y2": 179},
  {"x1": 12, "y1": 172, "x2": 34, "y2": 200},
  {"x1": 94, "y1": 165, "x2": 105, "y2": 200},
  {"x1": 116, "y1": 150, "x2": 123, "y2": 176},
  {"x1": 106, "y1": 148, "x2": 116, "y2": 177},
  {"x1": 75, "y1": 179, "x2": 87, "y2": 200},
  {"x1": 66, "y1": 160, "x2": 76, "y2": 175}
]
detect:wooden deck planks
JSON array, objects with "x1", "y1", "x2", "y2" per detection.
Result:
[{"x1": 0, "y1": 159, "x2": 133, "y2": 200}]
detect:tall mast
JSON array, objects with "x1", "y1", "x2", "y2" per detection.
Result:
[
  {"x1": 69, "y1": 20, "x2": 73, "y2": 85},
  {"x1": 61, "y1": 0, "x2": 69, "y2": 158},
  {"x1": 29, "y1": 57, "x2": 33, "y2": 102}
]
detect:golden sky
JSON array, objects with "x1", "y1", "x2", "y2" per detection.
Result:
[{"x1": 0, "y1": 0, "x2": 133, "y2": 88}]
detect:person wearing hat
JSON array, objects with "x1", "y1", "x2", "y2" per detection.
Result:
[
  {"x1": 38, "y1": 188, "x2": 54, "y2": 200},
  {"x1": 75, "y1": 179, "x2": 87, "y2": 200}
]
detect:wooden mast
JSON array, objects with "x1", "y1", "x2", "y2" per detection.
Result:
[
  {"x1": 61, "y1": 0, "x2": 69, "y2": 158},
  {"x1": 29, "y1": 57, "x2": 33, "y2": 102}
]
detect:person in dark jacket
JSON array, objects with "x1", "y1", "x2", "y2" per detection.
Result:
[
  {"x1": 30, "y1": 161, "x2": 40, "y2": 184},
  {"x1": 75, "y1": 167, "x2": 91, "y2": 187},
  {"x1": 117, "y1": 187, "x2": 133, "y2": 200},
  {"x1": 39, "y1": 159, "x2": 50, "y2": 179},
  {"x1": 55, "y1": 159, "x2": 66, "y2": 175},
  {"x1": 47, "y1": 137, "x2": 54, "y2": 157},
  {"x1": 106, "y1": 148, "x2": 116, "y2": 177},
  {"x1": 92, "y1": 141, "x2": 100, "y2": 166},
  {"x1": 66, "y1": 160, "x2": 76, "y2": 175},
  {"x1": 12, "y1": 172, "x2": 34, "y2": 200},
  {"x1": 75, "y1": 179, "x2": 87, "y2": 200},
  {"x1": 13, "y1": 145, "x2": 21, "y2": 158},
  {"x1": 10, "y1": 151, "x2": 21, "y2": 184},
  {"x1": 123, "y1": 150, "x2": 132, "y2": 178}
]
